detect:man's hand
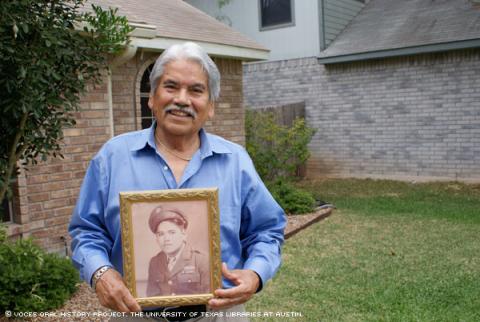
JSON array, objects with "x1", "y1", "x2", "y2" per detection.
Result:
[
  {"x1": 95, "y1": 268, "x2": 141, "y2": 312},
  {"x1": 208, "y1": 263, "x2": 260, "y2": 310}
]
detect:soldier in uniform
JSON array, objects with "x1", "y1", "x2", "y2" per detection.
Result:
[{"x1": 146, "y1": 206, "x2": 210, "y2": 297}]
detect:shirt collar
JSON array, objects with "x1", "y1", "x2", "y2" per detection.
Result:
[
  {"x1": 127, "y1": 122, "x2": 156, "y2": 152},
  {"x1": 129, "y1": 122, "x2": 232, "y2": 157},
  {"x1": 199, "y1": 128, "x2": 231, "y2": 159}
]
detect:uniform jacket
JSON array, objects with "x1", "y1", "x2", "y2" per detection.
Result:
[{"x1": 146, "y1": 243, "x2": 210, "y2": 297}]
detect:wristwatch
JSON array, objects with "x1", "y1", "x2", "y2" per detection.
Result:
[{"x1": 91, "y1": 265, "x2": 112, "y2": 291}]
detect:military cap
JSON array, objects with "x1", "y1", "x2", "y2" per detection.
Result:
[{"x1": 148, "y1": 206, "x2": 188, "y2": 233}]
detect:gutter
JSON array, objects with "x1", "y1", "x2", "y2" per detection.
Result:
[
  {"x1": 317, "y1": 38, "x2": 480, "y2": 64},
  {"x1": 130, "y1": 38, "x2": 269, "y2": 61}
]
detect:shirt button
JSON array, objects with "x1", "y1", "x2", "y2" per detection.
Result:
[
  {"x1": 168, "y1": 280, "x2": 172, "y2": 285},
  {"x1": 163, "y1": 166, "x2": 168, "y2": 171},
  {"x1": 171, "y1": 293, "x2": 176, "y2": 296}
]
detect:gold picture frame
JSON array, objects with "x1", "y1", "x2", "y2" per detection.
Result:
[{"x1": 120, "y1": 188, "x2": 221, "y2": 307}]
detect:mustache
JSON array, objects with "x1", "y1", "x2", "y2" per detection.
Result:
[{"x1": 164, "y1": 104, "x2": 197, "y2": 119}]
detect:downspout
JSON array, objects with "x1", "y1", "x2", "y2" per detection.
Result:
[
  {"x1": 107, "y1": 69, "x2": 114, "y2": 138},
  {"x1": 107, "y1": 43, "x2": 138, "y2": 137},
  {"x1": 318, "y1": 0, "x2": 326, "y2": 51}
]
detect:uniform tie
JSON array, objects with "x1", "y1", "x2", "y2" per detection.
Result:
[{"x1": 167, "y1": 256, "x2": 176, "y2": 271}]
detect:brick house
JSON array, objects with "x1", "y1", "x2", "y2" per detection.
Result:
[
  {"x1": 189, "y1": 0, "x2": 480, "y2": 182},
  {"x1": 4, "y1": 0, "x2": 268, "y2": 253}
]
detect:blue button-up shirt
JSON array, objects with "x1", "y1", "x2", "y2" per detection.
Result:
[{"x1": 68, "y1": 125, "x2": 286, "y2": 290}]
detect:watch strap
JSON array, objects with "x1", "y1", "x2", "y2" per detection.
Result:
[{"x1": 91, "y1": 265, "x2": 112, "y2": 291}]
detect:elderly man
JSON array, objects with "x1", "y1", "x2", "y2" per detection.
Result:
[
  {"x1": 69, "y1": 42, "x2": 285, "y2": 320},
  {"x1": 146, "y1": 206, "x2": 209, "y2": 297}
]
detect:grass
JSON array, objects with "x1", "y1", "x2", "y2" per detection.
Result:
[
  {"x1": 300, "y1": 179, "x2": 480, "y2": 223},
  {"x1": 246, "y1": 179, "x2": 480, "y2": 321}
]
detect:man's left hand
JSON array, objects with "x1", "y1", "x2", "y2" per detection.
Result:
[{"x1": 208, "y1": 263, "x2": 260, "y2": 309}]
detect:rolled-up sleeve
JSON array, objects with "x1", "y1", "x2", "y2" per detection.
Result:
[{"x1": 68, "y1": 155, "x2": 113, "y2": 285}]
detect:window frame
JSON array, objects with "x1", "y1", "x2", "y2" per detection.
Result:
[
  {"x1": 140, "y1": 63, "x2": 155, "y2": 129},
  {"x1": 1, "y1": 197, "x2": 13, "y2": 223},
  {"x1": 258, "y1": 0, "x2": 295, "y2": 31},
  {"x1": 1, "y1": 179, "x2": 18, "y2": 224}
]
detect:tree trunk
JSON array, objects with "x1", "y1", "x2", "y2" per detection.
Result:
[{"x1": 0, "y1": 112, "x2": 28, "y2": 205}]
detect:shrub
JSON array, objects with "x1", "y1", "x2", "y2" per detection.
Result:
[
  {"x1": 268, "y1": 180, "x2": 316, "y2": 214},
  {"x1": 0, "y1": 229, "x2": 79, "y2": 312},
  {"x1": 246, "y1": 109, "x2": 316, "y2": 214},
  {"x1": 0, "y1": 224, "x2": 6, "y2": 243},
  {"x1": 245, "y1": 109, "x2": 315, "y2": 183}
]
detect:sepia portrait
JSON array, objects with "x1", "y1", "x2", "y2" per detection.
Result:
[{"x1": 119, "y1": 188, "x2": 221, "y2": 307}]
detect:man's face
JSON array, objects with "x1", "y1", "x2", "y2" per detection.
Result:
[
  {"x1": 155, "y1": 220, "x2": 186, "y2": 255},
  {"x1": 148, "y1": 58, "x2": 214, "y2": 138}
]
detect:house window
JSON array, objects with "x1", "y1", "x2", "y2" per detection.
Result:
[
  {"x1": 140, "y1": 63, "x2": 155, "y2": 129},
  {"x1": 1, "y1": 179, "x2": 18, "y2": 223},
  {"x1": 1, "y1": 196, "x2": 13, "y2": 223},
  {"x1": 259, "y1": 0, "x2": 295, "y2": 30}
]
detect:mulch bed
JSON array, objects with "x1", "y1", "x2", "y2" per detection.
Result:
[{"x1": 2, "y1": 207, "x2": 333, "y2": 322}]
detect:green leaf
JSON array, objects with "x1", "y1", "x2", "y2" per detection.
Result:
[
  {"x1": 19, "y1": 66, "x2": 26, "y2": 79},
  {"x1": 21, "y1": 23, "x2": 28, "y2": 34},
  {"x1": 0, "y1": 0, "x2": 132, "y2": 195}
]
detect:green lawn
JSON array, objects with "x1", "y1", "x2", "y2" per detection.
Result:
[{"x1": 246, "y1": 179, "x2": 480, "y2": 322}]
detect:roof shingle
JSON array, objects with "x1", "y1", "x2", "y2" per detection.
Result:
[
  {"x1": 319, "y1": 0, "x2": 480, "y2": 59},
  {"x1": 86, "y1": 0, "x2": 266, "y2": 51}
]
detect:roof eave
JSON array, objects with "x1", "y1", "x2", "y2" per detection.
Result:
[
  {"x1": 77, "y1": 21, "x2": 269, "y2": 62},
  {"x1": 130, "y1": 36, "x2": 269, "y2": 62},
  {"x1": 317, "y1": 38, "x2": 480, "y2": 64}
]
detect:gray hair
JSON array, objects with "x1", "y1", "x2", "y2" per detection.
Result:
[{"x1": 149, "y1": 42, "x2": 221, "y2": 101}]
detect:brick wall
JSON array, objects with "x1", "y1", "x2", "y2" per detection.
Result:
[
  {"x1": 207, "y1": 58, "x2": 245, "y2": 145},
  {"x1": 112, "y1": 54, "x2": 245, "y2": 145},
  {"x1": 243, "y1": 49, "x2": 480, "y2": 182},
  {"x1": 13, "y1": 78, "x2": 111, "y2": 253},
  {"x1": 10, "y1": 53, "x2": 246, "y2": 252}
]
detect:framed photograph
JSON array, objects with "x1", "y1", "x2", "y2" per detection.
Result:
[{"x1": 119, "y1": 188, "x2": 221, "y2": 307}]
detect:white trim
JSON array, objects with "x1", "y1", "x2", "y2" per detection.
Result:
[
  {"x1": 318, "y1": 39, "x2": 480, "y2": 64},
  {"x1": 130, "y1": 37, "x2": 269, "y2": 61},
  {"x1": 111, "y1": 44, "x2": 138, "y2": 67},
  {"x1": 129, "y1": 23, "x2": 157, "y2": 39},
  {"x1": 76, "y1": 21, "x2": 267, "y2": 61}
]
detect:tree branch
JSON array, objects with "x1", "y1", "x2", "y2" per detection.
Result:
[{"x1": 0, "y1": 112, "x2": 28, "y2": 204}]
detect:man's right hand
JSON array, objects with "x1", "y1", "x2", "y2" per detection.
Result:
[{"x1": 95, "y1": 269, "x2": 141, "y2": 312}]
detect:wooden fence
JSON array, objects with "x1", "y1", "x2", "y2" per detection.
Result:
[
  {"x1": 254, "y1": 101, "x2": 306, "y2": 127},
  {"x1": 249, "y1": 101, "x2": 307, "y2": 177}
]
